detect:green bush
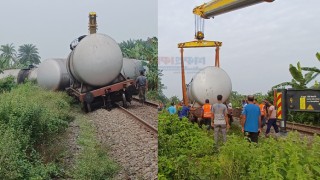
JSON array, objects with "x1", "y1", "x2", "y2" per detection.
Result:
[
  {"x1": 0, "y1": 83, "x2": 72, "y2": 179},
  {"x1": 158, "y1": 113, "x2": 214, "y2": 179},
  {"x1": 158, "y1": 112, "x2": 320, "y2": 179},
  {"x1": 0, "y1": 76, "x2": 16, "y2": 93}
]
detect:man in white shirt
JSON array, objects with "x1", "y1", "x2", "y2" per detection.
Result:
[{"x1": 265, "y1": 101, "x2": 279, "y2": 137}]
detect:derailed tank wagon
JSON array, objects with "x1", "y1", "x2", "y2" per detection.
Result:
[
  {"x1": 186, "y1": 66, "x2": 232, "y2": 122},
  {"x1": 66, "y1": 33, "x2": 138, "y2": 112},
  {"x1": 1, "y1": 12, "x2": 145, "y2": 112}
]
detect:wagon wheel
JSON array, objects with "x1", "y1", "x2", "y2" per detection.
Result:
[
  {"x1": 122, "y1": 93, "x2": 128, "y2": 108},
  {"x1": 81, "y1": 102, "x2": 88, "y2": 113},
  {"x1": 81, "y1": 102, "x2": 92, "y2": 113},
  {"x1": 86, "y1": 103, "x2": 92, "y2": 112},
  {"x1": 84, "y1": 92, "x2": 94, "y2": 112}
]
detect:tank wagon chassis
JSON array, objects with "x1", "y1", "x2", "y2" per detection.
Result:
[{"x1": 66, "y1": 75, "x2": 137, "y2": 112}]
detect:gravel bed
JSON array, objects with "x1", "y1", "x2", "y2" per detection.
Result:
[
  {"x1": 126, "y1": 100, "x2": 158, "y2": 129},
  {"x1": 89, "y1": 108, "x2": 158, "y2": 180}
]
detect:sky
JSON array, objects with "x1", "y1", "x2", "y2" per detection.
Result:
[
  {"x1": 1, "y1": 0, "x2": 157, "y2": 60},
  {"x1": 159, "y1": 0, "x2": 320, "y2": 98}
]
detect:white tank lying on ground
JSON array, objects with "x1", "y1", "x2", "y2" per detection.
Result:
[
  {"x1": 0, "y1": 69, "x2": 20, "y2": 80},
  {"x1": 0, "y1": 68, "x2": 38, "y2": 83},
  {"x1": 37, "y1": 58, "x2": 70, "y2": 91}
]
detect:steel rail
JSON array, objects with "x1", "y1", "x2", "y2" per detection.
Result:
[
  {"x1": 285, "y1": 121, "x2": 320, "y2": 135},
  {"x1": 117, "y1": 105, "x2": 158, "y2": 135},
  {"x1": 132, "y1": 97, "x2": 158, "y2": 108}
]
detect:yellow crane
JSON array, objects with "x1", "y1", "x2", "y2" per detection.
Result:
[{"x1": 178, "y1": 0, "x2": 274, "y2": 105}]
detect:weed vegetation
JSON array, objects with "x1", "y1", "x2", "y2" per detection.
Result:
[
  {"x1": 0, "y1": 82, "x2": 72, "y2": 179},
  {"x1": 0, "y1": 80, "x2": 119, "y2": 179},
  {"x1": 0, "y1": 76, "x2": 17, "y2": 93},
  {"x1": 158, "y1": 112, "x2": 320, "y2": 180}
]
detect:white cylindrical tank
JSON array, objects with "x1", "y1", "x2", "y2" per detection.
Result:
[
  {"x1": 37, "y1": 58, "x2": 70, "y2": 90},
  {"x1": 187, "y1": 66, "x2": 232, "y2": 105},
  {"x1": 0, "y1": 68, "x2": 38, "y2": 83},
  {"x1": 28, "y1": 68, "x2": 38, "y2": 80},
  {"x1": 121, "y1": 58, "x2": 146, "y2": 80},
  {"x1": 67, "y1": 33, "x2": 123, "y2": 86},
  {"x1": 186, "y1": 82, "x2": 195, "y2": 103},
  {"x1": 0, "y1": 69, "x2": 20, "y2": 82}
]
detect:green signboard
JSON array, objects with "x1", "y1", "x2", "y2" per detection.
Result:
[{"x1": 287, "y1": 89, "x2": 320, "y2": 112}]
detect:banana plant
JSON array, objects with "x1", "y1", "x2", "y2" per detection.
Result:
[
  {"x1": 273, "y1": 61, "x2": 318, "y2": 89},
  {"x1": 301, "y1": 52, "x2": 320, "y2": 88}
]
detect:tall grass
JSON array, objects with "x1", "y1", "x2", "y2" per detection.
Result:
[{"x1": 0, "y1": 83, "x2": 72, "y2": 179}]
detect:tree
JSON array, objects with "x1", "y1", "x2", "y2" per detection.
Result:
[
  {"x1": 119, "y1": 39, "x2": 137, "y2": 58},
  {"x1": 18, "y1": 44, "x2": 41, "y2": 66},
  {"x1": 119, "y1": 37, "x2": 160, "y2": 91},
  {"x1": 229, "y1": 91, "x2": 244, "y2": 108},
  {"x1": 273, "y1": 62, "x2": 318, "y2": 89},
  {"x1": 301, "y1": 52, "x2": 320, "y2": 87},
  {"x1": 169, "y1": 95, "x2": 181, "y2": 104},
  {"x1": 0, "y1": 43, "x2": 17, "y2": 68}
]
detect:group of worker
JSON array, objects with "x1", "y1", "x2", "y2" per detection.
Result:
[
  {"x1": 164, "y1": 94, "x2": 280, "y2": 146},
  {"x1": 166, "y1": 101, "x2": 191, "y2": 120}
]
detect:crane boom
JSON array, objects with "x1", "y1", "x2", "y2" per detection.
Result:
[
  {"x1": 193, "y1": 0, "x2": 274, "y2": 19},
  {"x1": 193, "y1": 0, "x2": 274, "y2": 40}
]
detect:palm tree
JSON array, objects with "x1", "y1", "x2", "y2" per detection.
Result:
[
  {"x1": 0, "y1": 43, "x2": 17, "y2": 68},
  {"x1": 273, "y1": 62, "x2": 318, "y2": 89},
  {"x1": 18, "y1": 44, "x2": 41, "y2": 66}
]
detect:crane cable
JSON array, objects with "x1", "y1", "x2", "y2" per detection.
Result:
[
  {"x1": 194, "y1": 14, "x2": 197, "y2": 38},
  {"x1": 194, "y1": 15, "x2": 205, "y2": 40}
]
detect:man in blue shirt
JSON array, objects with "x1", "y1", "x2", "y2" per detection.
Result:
[
  {"x1": 241, "y1": 95, "x2": 261, "y2": 143},
  {"x1": 179, "y1": 103, "x2": 190, "y2": 120},
  {"x1": 167, "y1": 102, "x2": 177, "y2": 115}
]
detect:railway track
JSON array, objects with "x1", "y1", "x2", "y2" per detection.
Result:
[
  {"x1": 234, "y1": 117, "x2": 320, "y2": 136},
  {"x1": 117, "y1": 104, "x2": 158, "y2": 134},
  {"x1": 89, "y1": 107, "x2": 158, "y2": 179},
  {"x1": 132, "y1": 96, "x2": 158, "y2": 108},
  {"x1": 283, "y1": 121, "x2": 320, "y2": 135}
]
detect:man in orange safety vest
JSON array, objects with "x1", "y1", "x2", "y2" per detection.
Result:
[
  {"x1": 259, "y1": 101, "x2": 267, "y2": 128},
  {"x1": 202, "y1": 99, "x2": 212, "y2": 130}
]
